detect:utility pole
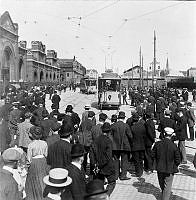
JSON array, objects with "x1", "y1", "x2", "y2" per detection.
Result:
[
  {"x1": 139, "y1": 46, "x2": 142, "y2": 89},
  {"x1": 152, "y1": 30, "x2": 156, "y2": 91},
  {"x1": 141, "y1": 55, "x2": 144, "y2": 89},
  {"x1": 147, "y1": 65, "x2": 149, "y2": 89},
  {"x1": 132, "y1": 63, "x2": 133, "y2": 85}
]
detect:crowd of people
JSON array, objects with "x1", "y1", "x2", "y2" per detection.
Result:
[{"x1": 0, "y1": 84, "x2": 195, "y2": 200}]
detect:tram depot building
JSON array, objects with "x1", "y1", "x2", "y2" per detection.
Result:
[{"x1": 0, "y1": 11, "x2": 62, "y2": 94}]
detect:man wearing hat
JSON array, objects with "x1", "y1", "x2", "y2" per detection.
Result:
[
  {"x1": 0, "y1": 148, "x2": 22, "y2": 200},
  {"x1": 91, "y1": 113, "x2": 107, "y2": 141},
  {"x1": 111, "y1": 111, "x2": 132, "y2": 180},
  {"x1": 175, "y1": 108, "x2": 188, "y2": 164},
  {"x1": 84, "y1": 179, "x2": 108, "y2": 200},
  {"x1": 66, "y1": 143, "x2": 86, "y2": 200},
  {"x1": 61, "y1": 105, "x2": 80, "y2": 133},
  {"x1": 47, "y1": 124, "x2": 73, "y2": 169},
  {"x1": 43, "y1": 168, "x2": 72, "y2": 199},
  {"x1": 81, "y1": 104, "x2": 91, "y2": 123},
  {"x1": 152, "y1": 127, "x2": 181, "y2": 200},
  {"x1": 186, "y1": 102, "x2": 195, "y2": 141},
  {"x1": 79, "y1": 110, "x2": 95, "y2": 172},
  {"x1": 90, "y1": 122, "x2": 116, "y2": 196},
  {"x1": 51, "y1": 90, "x2": 61, "y2": 110},
  {"x1": 158, "y1": 109, "x2": 176, "y2": 140}
]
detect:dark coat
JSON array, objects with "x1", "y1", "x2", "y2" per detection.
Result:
[
  {"x1": 0, "y1": 169, "x2": 21, "y2": 200},
  {"x1": 91, "y1": 123, "x2": 103, "y2": 141},
  {"x1": 152, "y1": 138, "x2": 181, "y2": 174},
  {"x1": 90, "y1": 135, "x2": 115, "y2": 175},
  {"x1": 47, "y1": 139, "x2": 72, "y2": 169},
  {"x1": 158, "y1": 117, "x2": 176, "y2": 133},
  {"x1": 40, "y1": 119, "x2": 61, "y2": 140},
  {"x1": 130, "y1": 121, "x2": 146, "y2": 151},
  {"x1": 51, "y1": 94, "x2": 61, "y2": 105},
  {"x1": 145, "y1": 118, "x2": 156, "y2": 147},
  {"x1": 111, "y1": 120, "x2": 132, "y2": 151},
  {"x1": 175, "y1": 115, "x2": 188, "y2": 141},
  {"x1": 66, "y1": 164, "x2": 86, "y2": 200}
]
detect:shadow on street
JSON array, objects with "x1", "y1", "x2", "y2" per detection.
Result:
[{"x1": 132, "y1": 181, "x2": 189, "y2": 200}]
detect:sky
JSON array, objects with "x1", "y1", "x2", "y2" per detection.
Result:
[{"x1": 0, "y1": 0, "x2": 196, "y2": 75}]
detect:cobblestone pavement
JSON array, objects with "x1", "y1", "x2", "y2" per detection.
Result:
[{"x1": 45, "y1": 89, "x2": 196, "y2": 200}]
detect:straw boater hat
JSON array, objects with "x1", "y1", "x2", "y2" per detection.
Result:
[
  {"x1": 164, "y1": 127, "x2": 174, "y2": 136},
  {"x1": 43, "y1": 168, "x2": 72, "y2": 187}
]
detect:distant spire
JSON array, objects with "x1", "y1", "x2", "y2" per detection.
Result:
[{"x1": 166, "y1": 57, "x2": 169, "y2": 74}]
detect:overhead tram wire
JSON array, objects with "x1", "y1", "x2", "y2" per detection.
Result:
[
  {"x1": 103, "y1": 1, "x2": 185, "y2": 40},
  {"x1": 82, "y1": 0, "x2": 120, "y2": 19}
]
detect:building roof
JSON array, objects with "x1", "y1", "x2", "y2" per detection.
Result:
[
  {"x1": 124, "y1": 65, "x2": 140, "y2": 73},
  {"x1": 188, "y1": 67, "x2": 196, "y2": 70}
]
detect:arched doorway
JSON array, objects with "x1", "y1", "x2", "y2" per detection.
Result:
[
  {"x1": 18, "y1": 58, "x2": 23, "y2": 80},
  {"x1": 53, "y1": 73, "x2": 56, "y2": 80},
  {"x1": 46, "y1": 72, "x2": 48, "y2": 81},
  {"x1": 2, "y1": 47, "x2": 13, "y2": 86},
  {"x1": 33, "y1": 71, "x2": 38, "y2": 82},
  {"x1": 50, "y1": 73, "x2": 52, "y2": 80},
  {"x1": 40, "y1": 71, "x2": 44, "y2": 82}
]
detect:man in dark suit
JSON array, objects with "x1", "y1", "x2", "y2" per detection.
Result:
[
  {"x1": 66, "y1": 144, "x2": 86, "y2": 200},
  {"x1": 175, "y1": 108, "x2": 188, "y2": 164},
  {"x1": 130, "y1": 113, "x2": 146, "y2": 178},
  {"x1": 152, "y1": 127, "x2": 181, "y2": 200},
  {"x1": 47, "y1": 124, "x2": 73, "y2": 169},
  {"x1": 111, "y1": 111, "x2": 132, "y2": 180},
  {"x1": 90, "y1": 122, "x2": 116, "y2": 196},
  {"x1": 51, "y1": 90, "x2": 61, "y2": 110},
  {"x1": 186, "y1": 102, "x2": 195, "y2": 140},
  {"x1": 79, "y1": 111, "x2": 95, "y2": 172},
  {"x1": 158, "y1": 110, "x2": 176, "y2": 139},
  {"x1": 144, "y1": 113, "x2": 156, "y2": 173},
  {"x1": 91, "y1": 113, "x2": 107, "y2": 141}
]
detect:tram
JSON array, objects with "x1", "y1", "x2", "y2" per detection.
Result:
[
  {"x1": 98, "y1": 69, "x2": 121, "y2": 110},
  {"x1": 80, "y1": 76, "x2": 97, "y2": 94}
]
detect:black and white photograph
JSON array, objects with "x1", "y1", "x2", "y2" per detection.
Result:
[{"x1": 0, "y1": 0, "x2": 196, "y2": 199}]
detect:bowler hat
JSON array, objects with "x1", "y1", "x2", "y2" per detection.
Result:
[
  {"x1": 175, "y1": 108, "x2": 183, "y2": 113},
  {"x1": 71, "y1": 144, "x2": 86, "y2": 158},
  {"x1": 99, "y1": 113, "x2": 107, "y2": 121},
  {"x1": 43, "y1": 168, "x2": 72, "y2": 187},
  {"x1": 85, "y1": 179, "x2": 108, "y2": 198},
  {"x1": 58, "y1": 125, "x2": 73, "y2": 138},
  {"x1": 118, "y1": 111, "x2": 126, "y2": 119},
  {"x1": 2, "y1": 148, "x2": 22, "y2": 163},
  {"x1": 29, "y1": 126, "x2": 42, "y2": 140},
  {"x1": 66, "y1": 105, "x2": 73, "y2": 113},
  {"x1": 88, "y1": 111, "x2": 95, "y2": 118},
  {"x1": 111, "y1": 114, "x2": 117, "y2": 122},
  {"x1": 101, "y1": 122, "x2": 111, "y2": 133}
]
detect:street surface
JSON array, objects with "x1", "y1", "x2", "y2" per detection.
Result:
[{"x1": 45, "y1": 89, "x2": 196, "y2": 200}]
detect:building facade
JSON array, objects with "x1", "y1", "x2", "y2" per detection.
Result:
[
  {"x1": 26, "y1": 41, "x2": 60, "y2": 83},
  {"x1": 187, "y1": 67, "x2": 196, "y2": 78},
  {"x1": 58, "y1": 57, "x2": 86, "y2": 84},
  {"x1": 86, "y1": 69, "x2": 98, "y2": 79},
  {"x1": 0, "y1": 11, "x2": 27, "y2": 93}
]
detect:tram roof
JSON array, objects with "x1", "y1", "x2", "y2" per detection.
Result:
[{"x1": 98, "y1": 77, "x2": 121, "y2": 80}]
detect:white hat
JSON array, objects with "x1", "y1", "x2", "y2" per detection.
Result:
[
  {"x1": 164, "y1": 127, "x2": 174, "y2": 135},
  {"x1": 43, "y1": 168, "x2": 72, "y2": 187}
]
